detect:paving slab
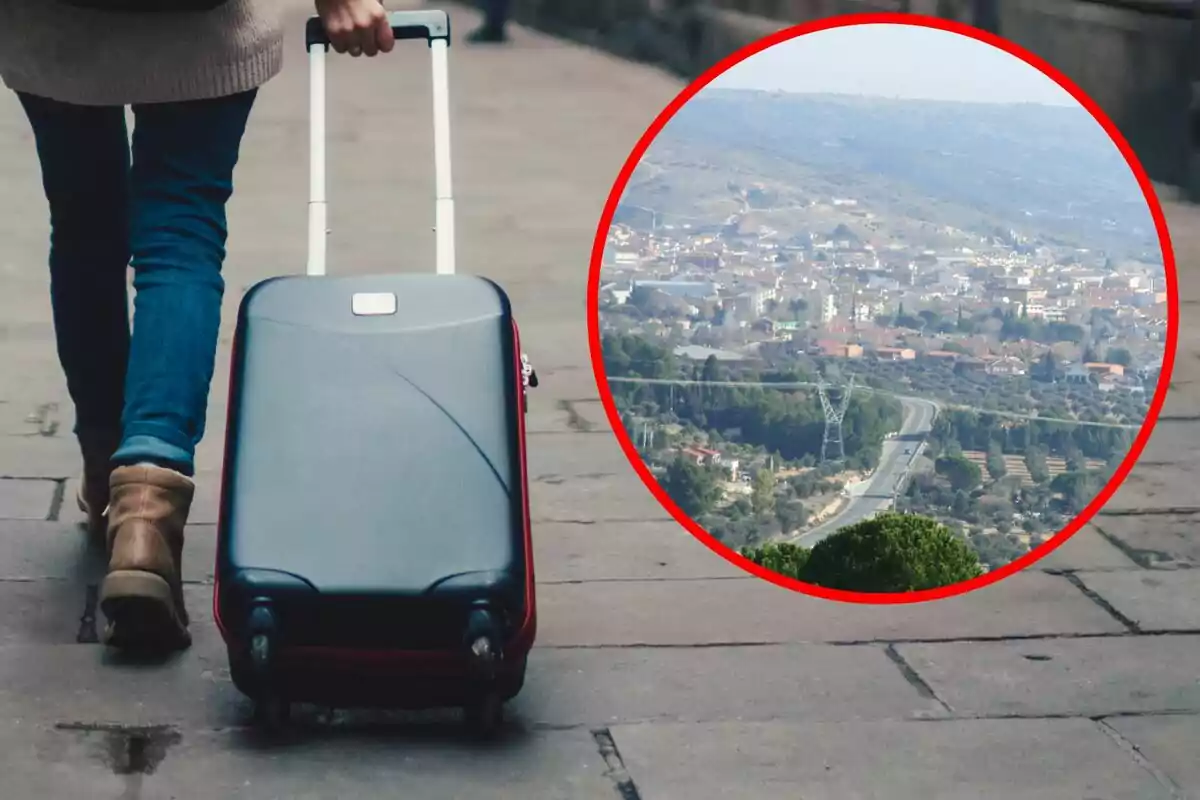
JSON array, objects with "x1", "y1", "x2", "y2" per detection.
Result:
[
  {"x1": 521, "y1": 644, "x2": 944, "y2": 727},
  {"x1": 1033, "y1": 524, "x2": 1141, "y2": 571},
  {"x1": 0, "y1": 587, "x2": 247, "y2": 729},
  {"x1": 1074, "y1": 570, "x2": 1200, "y2": 631},
  {"x1": 896, "y1": 636, "x2": 1200, "y2": 717},
  {"x1": 0, "y1": 721, "x2": 616, "y2": 800},
  {"x1": 1162, "y1": 301, "x2": 1200, "y2": 414},
  {"x1": 0, "y1": 434, "x2": 80, "y2": 481},
  {"x1": 534, "y1": 519, "x2": 742, "y2": 582},
  {"x1": 531, "y1": 470, "x2": 668, "y2": 523},
  {"x1": 535, "y1": 572, "x2": 1127, "y2": 647},
  {"x1": 0, "y1": 478, "x2": 56, "y2": 520},
  {"x1": 1092, "y1": 514, "x2": 1200, "y2": 568},
  {"x1": 1104, "y1": 420, "x2": 1200, "y2": 513},
  {"x1": 0, "y1": 580, "x2": 97, "y2": 647},
  {"x1": 609, "y1": 718, "x2": 1172, "y2": 800},
  {"x1": 1106, "y1": 714, "x2": 1200, "y2": 796},
  {"x1": 526, "y1": 431, "x2": 634, "y2": 481}
]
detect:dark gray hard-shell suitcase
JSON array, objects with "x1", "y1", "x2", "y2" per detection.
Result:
[{"x1": 213, "y1": 10, "x2": 537, "y2": 735}]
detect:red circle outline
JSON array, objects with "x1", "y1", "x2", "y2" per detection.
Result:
[{"x1": 586, "y1": 13, "x2": 1179, "y2": 604}]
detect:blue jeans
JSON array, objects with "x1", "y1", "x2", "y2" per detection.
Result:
[{"x1": 18, "y1": 90, "x2": 258, "y2": 477}]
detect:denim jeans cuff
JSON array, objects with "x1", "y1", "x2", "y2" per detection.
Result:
[{"x1": 113, "y1": 432, "x2": 195, "y2": 477}]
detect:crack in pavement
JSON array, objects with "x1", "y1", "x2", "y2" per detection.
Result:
[
  {"x1": 1099, "y1": 508, "x2": 1200, "y2": 517},
  {"x1": 526, "y1": 429, "x2": 613, "y2": 436},
  {"x1": 557, "y1": 399, "x2": 598, "y2": 432},
  {"x1": 1063, "y1": 572, "x2": 1143, "y2": 633},
  {"x1": 532, "y1": 472, "x2": 619, "y2": 485},
  {"x1": 1095, "y1": 718, "x2": 1188, "y2": 800},
  {"x1": 592, "y1": 727, "x2": 642, "y2": 800},
  {"x1": 1091, "y1": 522, "x2": 1195, "y2": 568},
  {"x1": 885, "y1": 644, "x2": 954, "y2": 714},
  {"x1": 543, "y1": 630, "x2": 1200, "y2": 649},
  {"x1": 531, "y1": 517, "x2": 675, "y2": 524},
  {"x1": 45, "y1": 478, "x2": 65, "y2": 522},
  {"x1": 76, "y1": 583, "x2": 99, "y2": 644}
]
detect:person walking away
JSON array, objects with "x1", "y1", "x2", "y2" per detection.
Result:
[
  {"x1": 0, "y1": 0, "x2": 394, "y2": 653},
  {"x1": 467, "y1": 0, "x2": 510, "y2": 43}
]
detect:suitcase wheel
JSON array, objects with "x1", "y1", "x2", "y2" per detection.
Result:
[
  {"x1": 463, "y1": 606, "x2": 502, "y2": 679},
  {"x1": 463, "y1": 691, "x2": 503, "y2": 738},
  {"x1": 245, "y1": 605, "x2": 290, "y2": 732}
]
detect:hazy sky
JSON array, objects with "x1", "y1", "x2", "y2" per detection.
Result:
[{"x1": 710, "y1": 23, "x2": 1077, "y2": 106}]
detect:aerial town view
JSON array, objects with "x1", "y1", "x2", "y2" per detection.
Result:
[{"x1": 597, "y1": 42, "x2": 1167, "y2": 586}]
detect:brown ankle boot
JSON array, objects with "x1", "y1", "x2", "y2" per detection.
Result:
[
  {"x1": 76, "y1": 429, "x2": 121, "y2": 545},
  {"x1": 100, "y1": 464, "x2": 195, "y2": 651}
]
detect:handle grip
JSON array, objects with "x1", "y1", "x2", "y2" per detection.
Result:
[
  {"x1": 304, "y1": 8, "x2": 456, "y2": 277},
  {"x1": 305, "y1": 9, "x2": 451, "y2": 50}
]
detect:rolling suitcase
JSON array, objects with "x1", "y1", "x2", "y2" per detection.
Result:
[{"x1": 213, "y1": 9, "x2": 537, "y2": 734}]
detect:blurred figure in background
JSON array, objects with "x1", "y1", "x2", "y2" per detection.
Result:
[{"x1": 467, "y1": 0, "x2": 510, "y2": 43}]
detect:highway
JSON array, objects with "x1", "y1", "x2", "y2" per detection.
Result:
[{"x1": 789, "y1": 396, "x2": 939, "y2": 548}]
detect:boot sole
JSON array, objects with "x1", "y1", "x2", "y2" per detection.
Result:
[{"x1": 100, "y1": 570, "x2": 191, "y2": 651}]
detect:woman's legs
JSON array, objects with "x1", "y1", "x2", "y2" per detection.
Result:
[
  {"x1": 467, "y1": 0, "x2": 510, "y2": 42},
  {"x1": 19, "y1": 89, "x2": 258, "y2": 650}
]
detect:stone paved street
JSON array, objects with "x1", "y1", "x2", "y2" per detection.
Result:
[{"x1": 0, "y1": 3, "x2": 1197, "y2": 798}]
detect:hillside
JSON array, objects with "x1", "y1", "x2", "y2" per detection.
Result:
[{"x1": 623, "y1": 89, "x2": 1158, "y2": 259}]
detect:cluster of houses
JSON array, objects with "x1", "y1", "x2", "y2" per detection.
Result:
[{"x1": 600, "y1": 211, "x2": 1165, "y2": 393}]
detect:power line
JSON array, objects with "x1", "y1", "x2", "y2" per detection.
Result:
[{"x1": 604, "y1": 375, "x2": 1144, "y2": 430}]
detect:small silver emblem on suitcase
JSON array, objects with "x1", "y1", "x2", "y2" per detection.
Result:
[{"x1": 351, "y1": 292, "x2": 398, "y2": 316}]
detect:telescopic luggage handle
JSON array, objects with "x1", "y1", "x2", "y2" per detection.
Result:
[{"x1": 304, "y1": 10, "x2": 455, "y2": 278}]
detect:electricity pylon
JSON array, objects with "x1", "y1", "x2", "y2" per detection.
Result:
[{"x1": 817, "y1": 376, "x2": 855, "y2": 463}]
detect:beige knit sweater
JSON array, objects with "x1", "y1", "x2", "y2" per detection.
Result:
[{"x1": 0, "y1": 0, "x2": 285, "y2": 106}]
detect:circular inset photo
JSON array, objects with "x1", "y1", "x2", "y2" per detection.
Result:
[{"x1": 588, "y1": 15, "x2": 1177, "y2": 603}]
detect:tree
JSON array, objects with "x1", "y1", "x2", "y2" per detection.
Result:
[
  {"x1": 1105, "y1": 347, "x2": 1132, "y2": 367},
  {"x1": 1050, "y1": 470, "x2": 1100, "y2": 514},
  {"x1": 775, "y1": 499, "x2": 809, "y2": 534},
  {"x1": 740, "y1": 541, "x2": 810, "y2": 578},
  {"x1": 751, "y1": 468, "x2": 777, "y2": 519},
  {"x1": 1035, "y1": 351, "x2": 1060, "y2": 383},
  {"x1": 985, "y1": 442, "x2": 1007, "y2": 481},
  {"x1": 799, "y1": 512, "x2": 984, "y2": 592},
  {"x1": 935, "y1": 455, "x2": 982, "y2": 491},
  {"x1": 627, "y1": 285, "x2": 658, "y2": 311},
  {"x1": 1025, "y1": 446, "x2": 1050, "y2": 484},
  {"x1": 660, "y1": 456, "x2": 721, "y2": 518}
]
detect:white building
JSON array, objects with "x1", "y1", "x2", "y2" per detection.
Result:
[{"x1": 821, "y1": 294, "x2": 838, "y2": 323}]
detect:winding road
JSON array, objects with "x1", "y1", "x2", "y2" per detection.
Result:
[{"x1": 789, "y1": 396, "x2": 939, "y2": 548}]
